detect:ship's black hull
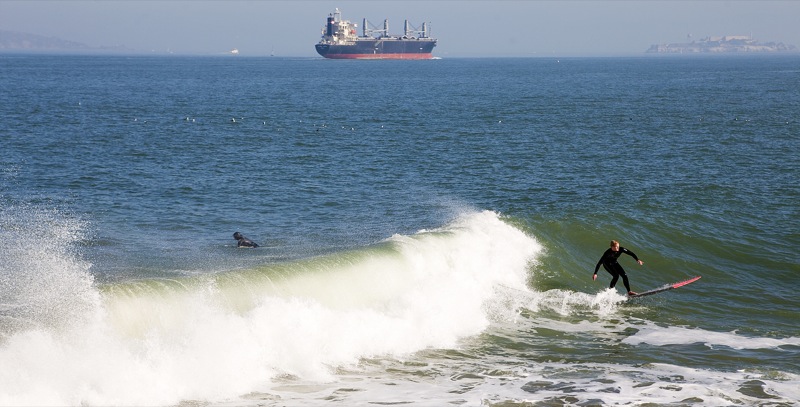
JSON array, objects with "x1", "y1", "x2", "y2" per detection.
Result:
[{"x1": 316, "y1": 39, "x2": 437, "y2": 59}]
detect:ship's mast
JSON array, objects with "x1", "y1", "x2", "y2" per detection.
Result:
[
  {"x1": 401, "y1": 21, "x2": 433, "y2": 38},
  {"x1": 355, "y1": 13, "x2": 433, "y2": 40}
]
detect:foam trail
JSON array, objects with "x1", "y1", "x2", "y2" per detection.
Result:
[
  {"x1": 473, "y1": 361, "x2": 800, "y2": 406},
  {"x1": 623, "y1": 325, "x2": 800, "y2": 349}
]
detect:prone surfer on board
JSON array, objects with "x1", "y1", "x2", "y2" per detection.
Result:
[
  {"x1": 233, "y1": 232, "x2": 259, "y2": 248},
  {"x1": 593, "y1": 240, "x2": 643, "y2": 296}
]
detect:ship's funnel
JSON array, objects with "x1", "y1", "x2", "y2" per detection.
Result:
[{"x1": 327, "y1": 16, "x2": 335, "y2": 36}]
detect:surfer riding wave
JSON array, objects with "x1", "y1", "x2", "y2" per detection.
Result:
[{"x1": 593, "y1": 240, "x2": 644, "y2": 296}]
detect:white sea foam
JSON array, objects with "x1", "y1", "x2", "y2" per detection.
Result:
[
  {"x1": 234, "y1": 359, "x2": 800, "y2": 406},
  {"x1": 473, "y1": 361, "x2": 800, "y2": 406},
  {"x1": 623, "y1": 325, "x2": 800, "y2": 349},
  {"x1": 487, "y1": 283, "x2": 629, "y2": 322},
  {"x1": 0, "y1": 209, "x2": 544, "y2": 406}
]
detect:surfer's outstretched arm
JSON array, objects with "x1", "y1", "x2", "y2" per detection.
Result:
[{"x1": 620, "y1": 247, "x2": 644, "y2": 266}]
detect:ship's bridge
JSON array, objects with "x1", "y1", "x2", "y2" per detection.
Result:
[{"x1": 320, "y1": 8, "x2": 359, "y2": 45}]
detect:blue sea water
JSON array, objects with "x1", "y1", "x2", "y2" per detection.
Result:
[{"x1": 1, "y1": 54, "x2": 799, "y2": 406}]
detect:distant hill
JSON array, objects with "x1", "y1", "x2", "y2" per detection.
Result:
[
  {"x1": 647, "y1": 35, "x2": 797, "y2": 54},
  {"x1": 0, "y1": 30, "x2": 133, "y2": 53}
]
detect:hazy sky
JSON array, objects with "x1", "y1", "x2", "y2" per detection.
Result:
[{"x1": 2, "y1": 1, "x2": 799, "y2": 57}]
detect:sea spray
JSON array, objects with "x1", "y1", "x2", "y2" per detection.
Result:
[
  {"x1": 0, "y1": 204, "x2": 97, "y2": 335},
  {"x1": 0, "y1": 204, "x2": 106, "y2": 405}
]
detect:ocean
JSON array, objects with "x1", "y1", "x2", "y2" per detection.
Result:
[{"x1": 0, "y1": 54, "x2": 798, "y2": 406}]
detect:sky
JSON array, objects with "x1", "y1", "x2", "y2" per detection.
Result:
[{"x1": 1, "y1": 0, "x2": 799, "y2": 57}]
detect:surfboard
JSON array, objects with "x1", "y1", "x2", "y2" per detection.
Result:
[{"x1": 628, "y1": 276, "x2": 701, "y2": 298}]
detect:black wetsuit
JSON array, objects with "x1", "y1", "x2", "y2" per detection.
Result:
[
  {"x1": 594, "y1": 247, "x2": 639, "y2": 292},
  {"x1": 233, "y1": 232, "x2": 259, "y2": 248}
]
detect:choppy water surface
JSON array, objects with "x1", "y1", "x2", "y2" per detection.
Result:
[{"x1": 1, "y1": 54, "x2": 798, "y2": 406}]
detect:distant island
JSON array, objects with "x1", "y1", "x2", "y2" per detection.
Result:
[
  {"x1": 647, "y1": 35, "x2": 797, "y2": 53},
  {"x1": 0, "y1": 30, "x2": 132, "y2": 53}
]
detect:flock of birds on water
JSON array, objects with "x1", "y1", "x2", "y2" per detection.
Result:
[{"x1": 126, "y1": 115, "x2": 391, "y2": 131}]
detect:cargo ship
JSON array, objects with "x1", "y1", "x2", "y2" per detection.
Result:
[{"x1": 315, "y1": 8, "x2": 437, "y2": 59}]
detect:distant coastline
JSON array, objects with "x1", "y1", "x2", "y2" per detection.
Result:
[
  {"x1": 647, "y1": 35, "x2": 797, "y2": 54},
  {"x1": 0, "y1": 30, "x2": 134, "y2": 53}
]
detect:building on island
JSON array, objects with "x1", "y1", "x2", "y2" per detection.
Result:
[{"x1": 646, "y1": 35, "x2": 796, "y2": 53}]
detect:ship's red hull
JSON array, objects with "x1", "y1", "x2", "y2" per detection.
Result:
[{"x1": 321, "y1": 53, "x2": 434, "y2": 60}]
